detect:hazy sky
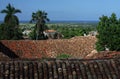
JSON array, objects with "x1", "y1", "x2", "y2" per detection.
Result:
[{"x1": 0, "y1": 0, "x2": 120, "y2": 21}]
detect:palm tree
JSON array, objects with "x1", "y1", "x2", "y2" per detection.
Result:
[
  {"x1": 1, "y1": 3, "x2": 21, "y2": 25},
  {"x1": 30, "y1": 10, "x2": 49, "y2": 40},
  {"x1": 0, "y1": 3, "x2": 23, "y2": 40}
]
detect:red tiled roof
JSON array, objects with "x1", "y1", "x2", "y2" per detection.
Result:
[
  {"x1": 45, "y1": 29, "x2": 56, "y2": 33},
  {"x1": 0, "y1": 58, "x2": 120, "y2": 79},
  {"x1": 0, "y1": 40, "x2": 43, "y2": 59},
  {"x1": 85, "y1": 51, "x2": 120, "y2": 59},
  {"x1": 0, "y1": 36, "x2": 96, "y2": 59}
]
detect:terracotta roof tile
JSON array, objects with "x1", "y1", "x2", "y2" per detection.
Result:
[
  {"x1": 0, "y1": 36, "x2": 96, "y2": 59},
  {"x1": 85, "y1": 51, "x2": 120, "y2": 59},
  {"x1": 0, "y1": 40, "x2": 43, "y2": 59},
  {"x1": 0, "y1": 58, "x2": 120, "y2": 79}
]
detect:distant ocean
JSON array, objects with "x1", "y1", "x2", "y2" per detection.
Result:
[
  {"x1": 47, "y1": 20, "x2": 98, "y2": 24},
  {"x1": 0, "y1": 20, "x2": 98, "y2": 24}
]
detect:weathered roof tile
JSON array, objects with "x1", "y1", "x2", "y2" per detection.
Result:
[
  {"x1": 0, "y1": 36, "x2": 96, "y2": 60},
  {"x1": 1, "y1": 58, "x2": 120, "y2": 79},
  {"x1": 86, "y1": 51, "x2": 120, "y2": 59}
]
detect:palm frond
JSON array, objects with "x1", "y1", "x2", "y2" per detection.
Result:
[
  {"x1": 14, "y1": 9, "x2": 21, "y2": 13},
  {"x1": 1, "y1": 10, "x2": 9, "y2": 13},
  {"x1": 1, "y1": 3, "x2": 21, "y2": 25}
]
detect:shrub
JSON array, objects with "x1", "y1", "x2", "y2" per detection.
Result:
[{"x1": 56, "y1": 53, "x2": 71, "y2": 59}]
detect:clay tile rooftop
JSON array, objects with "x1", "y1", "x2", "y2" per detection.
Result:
[
  {"x1": 1, "y1": 36, "x2": 120, "y2": 79},
  {"x1": 85, "y1": 51, "x2": 120, "y2": 59},
  {"x1": 0, "y1": 58, "x2": 120, "y2": 79},
  {"x1": 0, "y1": 36, "x2": 96, "y2": 60}
]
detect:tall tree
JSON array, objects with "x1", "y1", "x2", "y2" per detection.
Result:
[
  {"x1": 0, "y1": 3, "x2": 23, "y2": 40},
  {"x1": 30, "y1": 10, "x2": 49, "y2": 40},
  {"x1": 1, "y1": 3, "x2": 21, "y2": 25},
  {"x1": 96, "y1": 13, "x2": 120, "y2": 51}
]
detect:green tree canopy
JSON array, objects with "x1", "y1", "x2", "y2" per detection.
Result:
[
  {"x1": 96, "y1": 13, "x2": 120, "y2": 51},
  {"x1": 0, "y1": 23, "x2": 23, "y2": 40},
  {"x1": 0, "y1": 3, "x2": 23, "y2": 40}
]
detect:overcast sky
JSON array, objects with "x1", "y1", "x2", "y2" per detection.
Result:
[{"x1": 0, "y1": 0, "x2": 120, "y2": 21}]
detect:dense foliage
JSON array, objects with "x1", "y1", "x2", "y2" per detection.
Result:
[
  {"x1": 0, "y1": 23, "x2": 23, "y2": 40},
  {"x1": 0, "y1": 4, "x2": 23, "y2": 40},
  {"x1": 48, "y1": 24, "x2": 96, "y2": 39},
  {"x1": 96, "y1": 13, "x2": 120, "y2": 51}
]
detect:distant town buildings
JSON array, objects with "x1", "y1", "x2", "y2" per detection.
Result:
[
  {"x1": 22, "y1": 29, "x2": 63, "y2": 40},
  {"x1": 88, "y1": 31, "x2": 98, "y2": 36},
  {"x1": 22, "y1": 30, "x2": 31, "y2": 36},
  {"x1": 44, "y1": 30, "x2": 63, "y2": 39},
  {"x1": 83, "y1": 31, "x2": 98, "y2": 37}
]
